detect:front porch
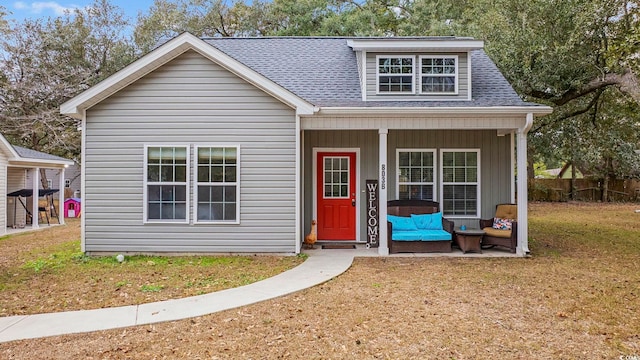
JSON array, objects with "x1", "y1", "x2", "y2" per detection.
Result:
[
  {"x1": 303, "y1": 242, "x2": 521, "y2": 258},
  {"x1": 300, "y1": 111, "x2": 537, "y2": 256}
]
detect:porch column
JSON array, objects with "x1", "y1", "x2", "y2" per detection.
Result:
[
  {"x1": 510, "y1": 131, "x2": 516, "y2": 203},
  {"x1": 378, "y1": 129, "x2": 389, "y2": 256},
  {"x1": 516, "y1": 114, "x2": 533, "y2": 255},
  {"x1": 31, "y1": 168, "x2": 40, "y2": 229},
  {"x1": 58, "y1": 168, "x2": 66, "y2": 225}
]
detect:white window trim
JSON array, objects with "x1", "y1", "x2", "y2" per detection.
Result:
[
  {"x1": 322, "y1": 155, "x2": 351, "y2": 200},
  {"x1": 143, "y1": 144, "x2": 190, "y2": 224},
  {"x1": 419, "y1": 55, "x2": 459, "y2": 95},
  {"x1": 439, "y1": 149, "x2": 480, "y2": 218},
  {"x1": 376, "y1": 55, "x2": 416, "y2": 95},
  {"x1": 193, "y1": 145, "x2": 241, "y2": 225},
  {"x1": 395, "y1": 149, "x2": 437, "y2": 201}
]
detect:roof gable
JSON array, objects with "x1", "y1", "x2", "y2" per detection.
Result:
[{"x1": 61, "y1": 33, "x2": 316, "y2": 119}]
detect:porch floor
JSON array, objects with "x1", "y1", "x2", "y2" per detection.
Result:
[
  {"x1": 305, "y1": 243, "x2": 520, "y2": 257},
  {"x1": 5, "y1": 223, "x2": 63, "y2": 236}
]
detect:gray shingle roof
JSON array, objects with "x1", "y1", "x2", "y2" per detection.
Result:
[
  {"x1": 13, "y1": 145, "x2": 72, "y2": 163},
  {"x1": 204, "y1": 37, "x2": 542, "y2": 108}
]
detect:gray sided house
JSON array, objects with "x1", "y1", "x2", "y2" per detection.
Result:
[
  {"x1": 61, "y1": 33, "x2": 551, "y2": 256},
  {"x1": 0, "y1": 134, "x2": 74, "y2": 234}
]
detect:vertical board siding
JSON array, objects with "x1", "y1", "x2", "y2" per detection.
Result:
[
  {"x1": 388, "y1": 130, "x2": 512, "y2": 224},
  {"x1": 304, "y1": 129, "x2": 511, "y2": 241},
  {"x1": 366, "y1": 52, "x2": 469, "y2": 101},
  {"x1": 6, "y1": 168, "x2": 27, "y2": 227},
  {"x1": 84, "y1": 50, "x2": 297, "y2": 253}
]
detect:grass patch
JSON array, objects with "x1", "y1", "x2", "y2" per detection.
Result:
[{"x1": 0, "y1": 219, "x2": 304, "y2": 316}]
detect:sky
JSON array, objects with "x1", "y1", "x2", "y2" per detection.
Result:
[{"x1": 3, "y1": 0, "x2": 155, "y2": 23}]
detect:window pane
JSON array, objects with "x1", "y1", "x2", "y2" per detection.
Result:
[
  {"x1": 198, "y1": 147, "x2": 210, "y2": 164},
  {"x1": 225, "y1": 204, "x2": 236, "y2": 221},
  {"x1": 160, "y1": 165, "x2": 173, "y2": 182},
  {"x1": 198, "y1": 166, "x2": 210, "y2": 182},
  {"x1": 454, "y1": 152, "x2": 465, "y2": 165},
  {"x1": 466, "y1": 152, "x2": 477, "y2": 166},
  {"x1": 212, "y1": 203, "x2": 224, "y2": 220},
  {"x1": 341, "y1": 185, "x2": 348, "y2": 197},
  {"x1": 212, "y1": 148, "x2": 224, "y2": 164},
  {"x1": 422, "y1": 168, "x2": 433, "y2": 182},
  {"x1": 224, "y1": 186, "x2": 236, "y2": 202},
  {"x1": 443, "y1": 167, "x2": 454, "y2": 182},
  {"x1": 443, "y1": 152, "x2": 454, "y2": 166},
  {"x1": 226, "y1": 148, "x2": 237, "y2": 164},
  {"x1": 212, "y1": 186, "x2": 223, "y2": 202},
  {"x1": 147, "y1": 165, "x2": 160, "y2": 182},
  {"x1": 174, "y1": 148, "x2": 187, "y2": 163},
  {"x1": 324, "y1": 158, "x2": 332, "y2": 170},
  {"x1": 161, "y1": 203, "x2": 174, "y2": 219},
  {"x1": 174, "y1": 186, "x2": 186, "y2": 201},
  {"x1": 467, "y1": 168, "x2": 477, "y2": 182},
  {"x1": 161, "y1": 147, "x2": 173, "y2": 163},
  {"x1": 198, "y1": 204, "x2": 211, "y2": 221},
  {"x1": 225, "y1": 166, "x2": 236, "y2": 182},
  {"x1": 399, "y1": 152, "x2": 409, "y2": 166},
  {"x1": 175, "y1": 165, "x2": 187, "y2": 182},
  {"x1": 410, "y1": 152, "x2": 421, "y2": 166},
  {"x1": 198, "y1": 186, "x2": 210, "y2": 202},
  {"x1": 174, "y1": 204, "x2": 186, "y2": 219},
  {"x1": 148, "y1": 203, "x2": 160, "y2": 219},
  {"x1": 148, "y1": 147, "x2": 161, "y2": 163},
  {"x1": 454, "y1": 168, "x2": 466, "y2": 182},
  {"x1": 212, "y1": 166, "x2": 223, "y2": 182}
]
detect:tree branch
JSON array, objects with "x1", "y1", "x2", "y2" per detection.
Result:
[
  {"x1": 531, "y1": 89, "x2": 604, "y2": 134},
  {"x1": 526, "y1": 70, "x2": 639, "y2": 106}
]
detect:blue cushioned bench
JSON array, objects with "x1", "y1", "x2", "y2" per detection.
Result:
[{"x1": 387, "y1": 200, "x2": 454, "y2": 253}]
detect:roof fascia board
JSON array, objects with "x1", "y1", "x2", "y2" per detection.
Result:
[
  {"x1": 316, "y1": 106, "x2": 553, "y2": 116},
  {"x1": 61, "y1": 32, "x2": 315, "y2": 119},
  {"x1": 9, "y1": 158, "x2": 74, "y2": 168},
  {"x1": 0, "y1": 134, "x2": 20, "y2": 159},
  {"x1": 347, "y1": 39, "x2": 484, "y2": 52}
]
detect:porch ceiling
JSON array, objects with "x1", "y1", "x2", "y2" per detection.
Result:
[{"x1": 300, "y1": 114, "x2": 529, "y2": 131}]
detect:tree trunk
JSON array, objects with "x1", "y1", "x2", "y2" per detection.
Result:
[
  {"x1": 570, "y1": 161, "x2": 576, "y2": 200},
  {"x1": 39, "y1": 168, "x2": 49, "y2": 189}
]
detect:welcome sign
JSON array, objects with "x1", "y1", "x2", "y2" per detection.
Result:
[{"x1": 366, "y1": 180, "x2": 379, "y2": 248}]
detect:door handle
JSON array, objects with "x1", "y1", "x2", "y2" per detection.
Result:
[{"x1": 352, "y1": 199, "x2": 356, "y2": 207}]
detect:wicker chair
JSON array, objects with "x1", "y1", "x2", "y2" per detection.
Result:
[{"x1": 479, "y1": 204, "x2": 518, "y2": 253}]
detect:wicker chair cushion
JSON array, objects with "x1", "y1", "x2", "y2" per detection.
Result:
[
  {"x1": 387, "y1": 215, "x2": 418, "y2": 231},
  {"x1": 411, "y1": 213, "x2": 443, "y2": 230},
  {"x1": 483, "y1": 227, "x2": 512, "y2": 238},
  {"x1": 495, "y1": 204, "x2": 517, "y2": 219}
]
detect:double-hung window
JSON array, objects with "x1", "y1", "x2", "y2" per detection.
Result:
[
  {"x1": 420, "y1": 56, "x2": 458, "y2": 94},
  {"x1": 145, "y1": 146, "x2": 188, "y2": 222},
  {"x1": 196, "y1": 146, "x2": 239, "y2": 223},
  {"x1": 397, "y1": 149, "x2": 436, "y2": 201},
  {"x1": 441, "y1": 150, "x2": 479, "y2": 216},
  {"x1": 377, "y1": 56, "x2": 415, "y2": 94}
]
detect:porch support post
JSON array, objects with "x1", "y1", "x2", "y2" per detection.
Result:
[
  {"x1": 516, "y1": 114, "x2": 534, "y2": 255},
  {"x1": 31, "y1": 168, "x2": 40, "y2": 229},
  {"x1": 58, "y1": 168, "x2": 66, "y2": 225},
  {"x1": 378, "y1": 129, "x2": 389, "y2": 256},
  {"x1": 510, "y1": 131, "x2": 516, "y2": 204}
]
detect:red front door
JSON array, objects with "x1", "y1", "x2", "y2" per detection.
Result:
[{"x1": 317, "y1": 152, "x2": 356, "y2": 240}]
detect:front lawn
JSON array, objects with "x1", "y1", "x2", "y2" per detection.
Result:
[
  {"x1": 1, "y1": 203, "x2": 639, "y2": 359},
  {"x1": 0, "y1": 218, "x2": 304, "y2": 316}
]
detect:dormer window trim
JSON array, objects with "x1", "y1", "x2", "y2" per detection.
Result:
[
  {"x1": 376, "y1": 55, "x2": 416, "y2": 95},
  {"x1": 419, "y1": 55, "x2": 459, "y2": 96}
]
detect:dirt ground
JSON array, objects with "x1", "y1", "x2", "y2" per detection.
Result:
[{"x1": 1, "y1": 203, "x2": 639, "y2": 359}]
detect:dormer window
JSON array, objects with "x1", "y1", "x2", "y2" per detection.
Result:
[
  {"x1": 377, "y1": 56, "x2": 415, "y2": 94},
  {"x1": 420, "y1": 56, "x2": 458, "y2": 94}
]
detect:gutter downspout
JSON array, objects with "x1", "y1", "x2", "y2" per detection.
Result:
[{"x1": 516, "y1": 113, "x2": 534, "y2": 255}]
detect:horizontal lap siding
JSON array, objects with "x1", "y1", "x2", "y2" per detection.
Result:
[
  {"x1": 6, "y1": 168, "x2": 27, "y2": 227},
  {"x1": 84, "y1": 50, "x2": 297, "y2": 253},
  {"x1": 366, "y1": 52, "x2": 469, "y2": 101},
  {"x1": 0, "y1": 152, "x2": 6, "y2": 232}
]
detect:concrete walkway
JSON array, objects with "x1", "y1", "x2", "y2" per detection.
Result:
[{"x1": 0, "y1": 250, "x2": 355, "y2": 343}]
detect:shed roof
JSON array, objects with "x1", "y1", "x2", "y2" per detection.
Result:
[{"x1": 12, "y1": 145, "x2": 72, "y2": 163}]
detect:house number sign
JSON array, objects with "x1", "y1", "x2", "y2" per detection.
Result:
[{"x1": 366, "y1": 180, "x2": 379, "y2": 248}]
